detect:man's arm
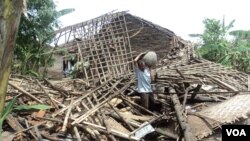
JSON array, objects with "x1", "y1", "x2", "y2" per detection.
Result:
[
  {"x1": 134, "y1": 52, "x2": 145, "y2": 68},
  {"x1": 134, "y1": 52, "x2": 145, "y2": 62},
  {"x1": 150, "y1": 66, "x2": 155, "y2": 82}
]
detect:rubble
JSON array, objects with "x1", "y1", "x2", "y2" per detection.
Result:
[{"x1": 4, "y1": 57, "x2": 250, "y2": 141}]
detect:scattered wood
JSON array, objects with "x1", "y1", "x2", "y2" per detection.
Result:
[
  {"x1": 6, "y1": 114, "x2": 25, "y2": 141},
  {"x1": 36, "y1": 79, "x2": 59, "y2": 109},
  {"x1": 43, "y1": 78, "x2": 69, "y2": 97},
  {"x1": 25, "y1": 119, "x2": 38, "y2": 140},
  {"x1": 155, "y1": 128, "x2": 178, "y2": 139},
  {"x1": 34, "y1": 126, "x2": 43, "y2": 141},
  {"x1": 8, "y1": 81, "x2": 43, "y2": 104},
  {"x1": 205, "y1": 74, "x2": 238, "y2": 91},
  {"x1": 4, "y1": 38, "x2": 250, "y2": 141}
]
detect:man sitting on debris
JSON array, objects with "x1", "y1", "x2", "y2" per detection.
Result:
[{"x1": 134, "y1": 52, "x2": 155, "y2": 110}]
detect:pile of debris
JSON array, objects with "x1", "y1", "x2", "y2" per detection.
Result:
[
  {"x1": 3, "y1": 57, "x2": 250, "y2": 141},
  {"x1": 5, "y1": 74, "x2": 167, "y2": 141},
  {"x1": 156, "y1": 58, "x2": 250, "y2": 140}
]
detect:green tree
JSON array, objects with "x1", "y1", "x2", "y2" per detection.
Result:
[
  {"x1": 14, "y1": 0, "x2": 74, "y2": 76},
  {"x1": 190, "y1": 18, "x2": 250, "y2": 73},
  {"x1": 226, "y1": 30, "x2": 250, "y2": 72},
  {"x1": 194, "y1": 18, "x2": 234, "y2": 62},
  {"x1": 0, "y1": 0, "x2": 23, "y2": 118}
]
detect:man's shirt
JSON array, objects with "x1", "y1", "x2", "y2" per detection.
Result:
[{"x1": 136, "y1": 67, "x2": 152, "y2": 93}]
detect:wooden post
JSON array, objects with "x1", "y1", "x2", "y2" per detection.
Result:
[{"x1": 171, "y1": 94, "x2": 196, "y2": 141}]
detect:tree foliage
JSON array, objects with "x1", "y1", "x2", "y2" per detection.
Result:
[
  {"x1": 14, "y1": 0, "x2": 74, "y2": 75},
  {"x1": 190, "y1": 18, "x2": 250, "y2": 73},
  {"x1": 227, "y1": 30, "x2": 250, "y2": 72},
  {"x1": 195, "y1": 18, "x2": 234, "y2": 62}
]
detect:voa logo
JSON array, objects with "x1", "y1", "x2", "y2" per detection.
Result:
[{"x1": 226, "y1": 129, "x2": 246, "y2": 136}]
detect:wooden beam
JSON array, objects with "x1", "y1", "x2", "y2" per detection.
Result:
[{"x1": 171, "y1": 94, "x2": 195, "y2": 141}]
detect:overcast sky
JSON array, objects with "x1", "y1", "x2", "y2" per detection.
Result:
[{"x1": 56, "y1": 0, "x2": 250, "y2": 41}]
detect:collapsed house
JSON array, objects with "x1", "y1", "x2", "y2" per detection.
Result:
[
  {"x1": 47, "y1": 11, "x2": 194, "y2": 80},
  {"x1": 4, "y1": 11, "x2": 250, "y2": 141}
]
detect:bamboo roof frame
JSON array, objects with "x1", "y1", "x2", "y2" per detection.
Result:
[{"x1": 52, "y1": 11, "x2": 134, "y2": 86}]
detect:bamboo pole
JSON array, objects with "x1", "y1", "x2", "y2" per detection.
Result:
[
  {"x1": 61, "y1": 105, "x2": 72, "y2": 132},
  {"x1": 74, "y1": 127, "x2": 82, "y2": 141},
  {"x1": 8, "y1": 81, "x2": 43, "y2": 104},
  {"x1": 171, "y1": 94, "x2": 195, "y2": 141},
  {"x1": 36, "y1": 80, "x2": 59, "y2": 109},
  {"x1": 155, "y1": 128, "x2": 178, "y2": 139}
]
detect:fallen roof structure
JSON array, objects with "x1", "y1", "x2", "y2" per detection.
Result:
[{"x1": 5, "y1": 58, "x2": 250, "y2": 141}]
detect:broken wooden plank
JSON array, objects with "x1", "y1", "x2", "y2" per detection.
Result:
[
  {"x1": 52, "y1": 80, "x2": 111, "y2": 117},
  {"x1": 6, "y1": 114, "x2": 25, "y2": 141},
  {"x1": 74, "y1": 127, "x2": 82, "y2": 141},
  {"x1": 205, "y1": 74, "x2": 238, "y2": 91},
  {"x1": 34, "y1": 126, "x2": 43, "y2": 141},
  {"x1": 81, "y1": 121, "x2": 138, "y2": 141},
  {"x1": 61, "y1": 105, "x2": 73, "y2": 132},
  {"x1": 43, "y1": 78, "x2": 69, "y2": 97},
  {"x1": 108, "y1": 102, "x2": 134, "y2": 131},
  {"x1": 36, "y1": 80, "x2": 59, "y2": 109},
  {"x1": 155, "y1": 128, "x2": 178, "y2": 139},
  {"x1": 8, "y1": 81, "x2": 43, "y2": 104},
  {"x1": 171, "y1": 94, "x2": 195, "y2": 141}
]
